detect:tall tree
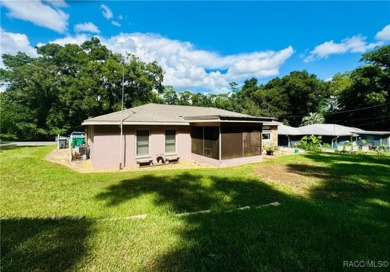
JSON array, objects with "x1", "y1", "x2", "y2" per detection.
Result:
[
  {"x1": 178, "y1": 91, "x2": 193, "y2": 106},
  {"x1": 0, "y1": 38, "x2": 164, "y2": 140},
  {"x1": 254, "y1": 71, "x2": 329, "y2": 125},
  {"x1": 328, "y1": 45, "x2": 389, "y2": 130},
  {"x1": 301, "y1": 112, "x2": 325, "y2": 126},
  {"x1": 163, "y1": 86, "x2": 179, "y2": 105}
]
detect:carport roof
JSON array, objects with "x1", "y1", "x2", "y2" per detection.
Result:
[
  {"x1": 298, "y1": 124, "x2": 364, "y2": 136},
  {"x1": 279, "y1": 124, "x2": 390, "y2": 137},
  {"x1": 278, "y1": 125, "x2": 304, "y2": 136}
]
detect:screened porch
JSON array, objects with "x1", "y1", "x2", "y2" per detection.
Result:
[{"x1": 190, "y1": 123, "x2": 263, "y2": 164}]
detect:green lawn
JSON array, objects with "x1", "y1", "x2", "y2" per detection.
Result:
[{"x1": 1, "y1": 146, "x2": 389, "y2": 271}]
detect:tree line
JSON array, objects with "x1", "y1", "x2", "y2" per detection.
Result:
[{"x1": 0, "y1": 38, "x2": 388, "y2": 140}]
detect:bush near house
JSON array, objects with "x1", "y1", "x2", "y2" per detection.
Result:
[{"x1": 297, "y1": 135, "x2": 322, "y2": 151}]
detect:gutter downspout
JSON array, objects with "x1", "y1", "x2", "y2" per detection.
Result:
[{"x1": 119, "y1": 62, "x2": 125, "y2": 170}]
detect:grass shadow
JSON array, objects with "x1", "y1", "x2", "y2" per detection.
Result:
[
  {"x1": 95, "y1": 172, "x2": 286, "y2": 214},
  {"x1": 294, "y1": 153, "x2": 390, "y2": 201},
  {"x1": 1, "y1": 217, "x2": 92, "y2": 272},
  {"x1": 95, "y1": 166, "x2": 389, "y2": 271},
  {"x1": 304, "y1": 152, "x2": 390, "y2": 166}
]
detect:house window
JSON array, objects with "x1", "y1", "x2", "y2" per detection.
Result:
[
  {"x1": 366, "y1": 136, "x2": 375, "y2": 146},
  {"x1": 262, "y1": 132, "x2": 271, "y2": 140},
  {"x1": 165, "y1": 130, "x2": 176, "y2": 154},
  {"x1": 136, "y1": 130, "x2": 149, "y2": 156}
]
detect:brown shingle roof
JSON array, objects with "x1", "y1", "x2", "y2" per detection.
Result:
[{"x1": 82, "y1": 103, "x2": 273, "y2": 125}]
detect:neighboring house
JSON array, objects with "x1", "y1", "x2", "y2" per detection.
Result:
[
  {"x1": 278, "y1": 125, "x2": 304, "y2": 148},
  {"x1": 299, "y1": 124, "x2": 363, "y2": 146},
  {"x1": 278, "y1": 124, "x2": 390, "y2": 149},
  {"x1": 82, "y1": 103, "x2": 278, "y2": 170},
  {"x1": 356, "y1": 130, "x2": 390, "y2": 148}
]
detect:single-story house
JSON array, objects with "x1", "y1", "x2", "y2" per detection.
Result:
[
  {"x1": 278, "y1": 124, "x2": 390, "y2": 149},
  {"x1": 82, "y1": 103, "x2": 278, "y2": 170},
  {"x1": 356, "y1": 131, "x2": 390, "y2": 148}
]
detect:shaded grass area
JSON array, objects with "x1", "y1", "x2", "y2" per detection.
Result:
[
  {"x1": 1, "y1": 146, "x2": 389, "y2": 271},
  {"x1": 1, "y1": 218, "x2": 92, "y2": 272}
]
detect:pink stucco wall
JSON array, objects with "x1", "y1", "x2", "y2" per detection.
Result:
[
  {"x1": 87, "y1": 125, "x2": 263, "y2": 170},
  {"x1": 88, "y1": 125, "x2": 191, "y2": 170}
]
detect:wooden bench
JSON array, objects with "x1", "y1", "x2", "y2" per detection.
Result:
[
  {"x1": 164, "y1": 155, "x2": 180, "y2": 164},
  {"x1": 136, "y1": 157, "x2": 153, "y2": 167}
]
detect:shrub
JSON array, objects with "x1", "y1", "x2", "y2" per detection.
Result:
[
  {"x1": 323, "y1": 143, "x2": 331, "y2": 148},
  {"x1": 265, "y1": 145, "x2": 276, "y2": 152},
  {"x1": 0, "y1": 133, "x2": 18, "y2": 142},
  {"x1": 264, "y1": 145, "x2": 276, "y2": 155},
  {"x1": 376, "y1": 145, "x2": 388, "y2": 156},
  {"x1": 297, "y1": 135, "x2": 322, "y2": 151},
  {"x1": 342, "y1": 142, "x2": 352, "y2": 152}
]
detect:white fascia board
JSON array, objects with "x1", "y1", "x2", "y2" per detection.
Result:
[
  {"x1": 82, "y1": 121, "x2": 190, "y2": 126},
  {"x1": 188, "y1": 120, "x2": 265, "y2": 124}
]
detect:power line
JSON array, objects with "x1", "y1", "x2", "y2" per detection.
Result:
[
  {"x1": 339, "y1": 114, "x2": 390, "y2": 123},
  {"x1": 280, "y1": 103, "x2": 389, "y2": 118},
  {"x1": 343, "y1": 117, "x2": 390, "y2": 127},
  {"x1": 329, "y1": 103, "x2": 389, "y2": 115}
]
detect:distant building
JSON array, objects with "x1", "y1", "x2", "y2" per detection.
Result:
[{"x1": 278, "y1": 124, "x2": 390, "y2": 149}]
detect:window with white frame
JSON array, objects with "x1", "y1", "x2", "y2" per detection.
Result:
[
  {"x1": 136, "y1": 130, "x2": 149, "y2": 156},
  {"x1": 165, "y1": 130, "x2": 176, "y2": 153},
  {"x1": 262, "y1": 131, "x2": 271, "y2": 140}
]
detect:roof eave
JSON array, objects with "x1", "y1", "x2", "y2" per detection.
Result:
[
  {"x1": 184, "y1": 115, "x2": 274, "y2": 122},
  {"x1": 82, "y1": 121, "x2": 190, "y2": 126}
]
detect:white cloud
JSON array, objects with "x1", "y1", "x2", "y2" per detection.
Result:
[
  {"x1": 305, "y1": 35, "x2": 383, "y2": 62},
  {"x1": 43, "y1": 0, "x2": 67, "y2": 7},
  {"x1": 0, "y1": 29, "x2": 37, "y2": 68},
  {"x1": 1, "y1": 0, "x2": 69, "y2": 33},
  {"x1": 375, "y1": 24, "x2": 390, "y2": 41},
  {"x1": 74, "y1": 22, "x2": 100, "y2": 34},
  {"x1": 100, "y1": 4, "x2": 113, "y2": 20},
  {"x1": 21, "y1": 32, "x2": 294, "y2": 93},
  {"x1": 37, "y1": 34, "x2": 90, "y2": 47},
  {"x1": 111, "y1": 21, "x2": 121, "y2": 27},
  {"x1": 100, "y1": 4, "x2": 122, "y2": 27},
  {"x1": 107, "y1": 33, "x2": 293, "y2": 92}
]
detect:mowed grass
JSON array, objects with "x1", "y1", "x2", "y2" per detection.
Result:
[{"x1": 1, "y1": 146, "x2": 389, "y2": 271}]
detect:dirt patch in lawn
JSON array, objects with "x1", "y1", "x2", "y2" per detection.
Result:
[
  {"x1": 255, "y1": 163, "x2": 328, "y2": 195},
  {"x1": 45, "y1": 148, "x2": 94, "y2": 173},
  {"x1": 45, "y1": 148, "x2": 214, "y2": 173}
]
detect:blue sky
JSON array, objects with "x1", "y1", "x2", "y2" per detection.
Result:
[{"x1": 1, "y1": 1, "x2": 390, "y2": 92}]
